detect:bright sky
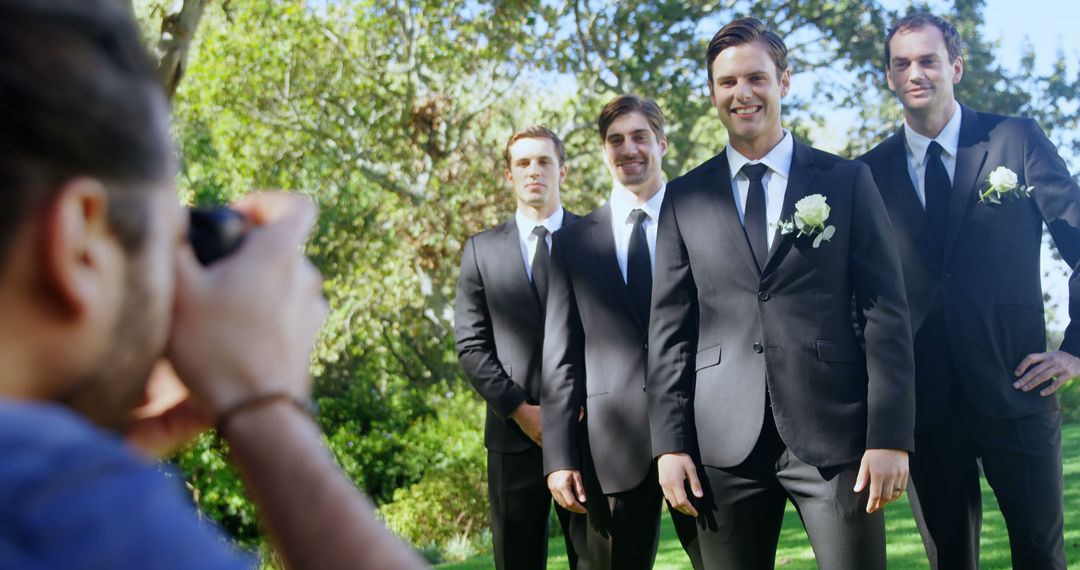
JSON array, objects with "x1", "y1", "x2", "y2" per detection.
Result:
[{"x1": 978, "y1": 0, "x2": 1080, "y2": 74}]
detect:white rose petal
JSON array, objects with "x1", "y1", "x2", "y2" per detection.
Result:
[
  {"x1": 795, "y1": 194, "x2": 830, "y2": 227},
  {"x1": 988, "y1": 167, "x2": 1018, "y2": 189}
]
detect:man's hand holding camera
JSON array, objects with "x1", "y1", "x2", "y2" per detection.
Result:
[{"x1": 128, "y1": 192, "x2": 327, "y2": 456}]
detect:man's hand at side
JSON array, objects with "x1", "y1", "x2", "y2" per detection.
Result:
[
  {"x1": 511, "y1": 402, "x2": 543, "y2": 446},
  {"x1": 657, "y1": 452, "x2": 703, "y2": 517},
  {"x1": 854, "y1": 448, "x2": 909, "y2": 513},
  {"x1": 547, "y1": 470, "x2": 587, "y2": 514}
]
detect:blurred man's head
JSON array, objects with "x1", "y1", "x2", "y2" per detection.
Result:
[
  {"x1": 597, "y1": 94, "x2": 668, "y2": 197},
  {"x1": 705, "y1": 18, "x2": 790, "y2": 158},
  {"x1": 0, "y1": 0, "x2": 181, "y2": 430},
  {"x1": 885, "y1": 13, "x2": 964, "y2": 123},
  {"x1": 503, "y1": 125, "x2": 566, "y2": 219}
]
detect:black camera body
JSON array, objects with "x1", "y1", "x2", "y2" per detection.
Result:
[{"x1": 188, "y1": 207, "x2": 246, "y2": 265}]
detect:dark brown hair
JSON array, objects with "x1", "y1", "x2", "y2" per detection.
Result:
[
  {"x1": 886, "y1": 13, "x2": 964, "y2": 66},
  {"x1": 706, "y1": 17, "x2": 789, "y2": 84},
  {"x1": 503, "y1": 125, "x2": 566, "y2": 168},
  {"x1": 596, "y1": 94, "x2": 666, "y2": 142},
  {"x1": 0, "y1": 0, "x2": 172, "y2": 259}
]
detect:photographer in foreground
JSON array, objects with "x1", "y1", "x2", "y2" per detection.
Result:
[{"x1": 0, "y1": 0, "x2": 425, "y2": 568}]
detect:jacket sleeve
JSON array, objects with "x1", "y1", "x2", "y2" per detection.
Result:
[
  {"x1": 850, "y1": 162, "x2": 917, "y2": 452},
  {"x1": 454, "y1": 236, "x2": 528, "y2": 419},
  {"x1": 646, "y1": 191, "x2": 699, "y2": 458},
  {"x1": 1024, "y1": 119, "x2": 1080, "y2": 357},
  {"x1": 541, "y1": 233, "x2": 585, "y2": 475}
]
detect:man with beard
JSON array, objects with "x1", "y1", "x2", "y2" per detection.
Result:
[
  {"x1": 859, "y1": 13, "x2": 1080, "y2": 569},
  {"x1": 647, "y1": 18, "x2": 915, "y2": 568},
  {"x1": 455, "y1": 125, "x2": 587, "y2": 569},
  {"x1": 0, "y1": 0, "x2": 424, "y2": 567},
  {"x1": 542, "y1": 94, "x2": 702, "y2": 569}
]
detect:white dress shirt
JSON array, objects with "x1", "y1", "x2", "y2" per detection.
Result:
[
  {"x1": 726, "y1": 131, "x2": 794, "y2": 249},
  {"x1": 903, "y1": 100, "x2": 962, "y2": 208},
  {"x1": 610, "y1": 183, "x2": 666, "y2": 283},
  {"x1": 515, "y1": 207, "x2": 565, "y2": 282}
]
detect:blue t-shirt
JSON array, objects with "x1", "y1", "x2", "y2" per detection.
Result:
[{"x1": 0, "y1": 401, "x2": 253, "y2": 569}]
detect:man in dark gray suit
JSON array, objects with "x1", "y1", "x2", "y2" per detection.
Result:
[
  {"x1": 542, "y1": 95, "x2": 701, "y2": 569},
  {"x1": 455, "y1": 126, "x2": 587, "y2": 569},
  {"x1": 647, "y1": 18, "x2": 916, "y2": 568},
  {"x1": 859, "y1": 13, "x2": 1080, "y2": 570}
]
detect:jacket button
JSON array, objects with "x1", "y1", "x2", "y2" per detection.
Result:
[
  {"x1": 757, "y1": 290, "x2": 770, "y2": 302},
  {"x1": 942, "y1": 272, "x2": 951, "y2": 282},
  {"x1": 753, "y1": 342, "x2": 764, "y2": 354}
]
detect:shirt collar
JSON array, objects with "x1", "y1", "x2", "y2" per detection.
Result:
[
  {"x1": 610, "y1": 182, "x2": 667, "y2": 225},
  {"x1": 515, "y1": 206, "x2": 564, "y2": 239},
  {"x1": 726, "y1": 130, "x2": 794, "y2": 181},
  {"x1": 903, "y1": 100, "x2": 962, "y2": 165}
]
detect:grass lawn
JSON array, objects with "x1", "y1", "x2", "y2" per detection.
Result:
[{"x1": 440, "y1": 421, "x2": 1080, "y2": 569}]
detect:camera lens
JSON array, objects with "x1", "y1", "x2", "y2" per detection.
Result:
[{"x1": 188, "y1": 207, "x2": 246, "y2": 265}]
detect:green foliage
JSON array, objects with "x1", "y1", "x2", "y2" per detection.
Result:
[
  {"x1": 172, "y1": 434, "x2": 261, "y2": 548},
  {"x1": 1060, "y1": 383, "x2": 1080, "y2": 422},
  {"x1": 153, "y1": 0, "x2": 1080, "y2": 561},
  {"x1": 377, "y1": 389, "x2": 488, "y2": 554}
]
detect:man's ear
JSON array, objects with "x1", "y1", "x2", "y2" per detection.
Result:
[{"x1": 41, "y1": 178, "x2": 120, "y2": 318}]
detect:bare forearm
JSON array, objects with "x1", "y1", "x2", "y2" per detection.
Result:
[{"x1": 224, "y1": 403, "x2": 427, "y2": 570}]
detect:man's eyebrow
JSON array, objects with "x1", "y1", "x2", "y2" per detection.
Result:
[{"x1": 608, "y1": 129, "x2": 650, "y2": 139}]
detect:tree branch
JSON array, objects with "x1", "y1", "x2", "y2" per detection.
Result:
[{"x1": 157, "y1": 0, "x2": 211, "y2": 99}]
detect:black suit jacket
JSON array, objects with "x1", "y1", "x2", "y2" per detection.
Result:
[
  {"x1": 542, "y1": 204, "x2": 656, "y2": 494},
  {"x1": 859, "y1": 104, "x2": 1080, "y2": 432},
  {"x1": 648, "y1": 138, "x2": 915, "y2": 469},
  {"x1": 455, "y1": 211, "x2": 580, "y2": 453}
]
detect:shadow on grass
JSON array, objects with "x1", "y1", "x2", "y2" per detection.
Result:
[{"x1": 440, "y1": 422, "x2": 1080, "y2": 569}]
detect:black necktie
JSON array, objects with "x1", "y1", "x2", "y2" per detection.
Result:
[
  {"x1": 742, "y1": 163, "x2": 769, "y2": 271},
  {"x1": 531, "y1": 226, "x2": 550, "y2": 309},
  {"x1": 627, "y1": 209, "x2": 652, "y2": 324},
  {"x1": 924, "y1": 141, "x2": 951, "y2": 245}
]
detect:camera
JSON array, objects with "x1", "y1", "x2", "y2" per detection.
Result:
[{"x1": 188, "y1": 207, "x2": 246, "y2": 265}]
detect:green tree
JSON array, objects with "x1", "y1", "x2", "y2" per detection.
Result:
[{"x1": 128, "y1": 0, "x2": 1080, "y2": 560}]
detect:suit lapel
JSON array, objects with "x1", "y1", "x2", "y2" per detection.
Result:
[
  {"x1": 709, "y1": 152, "x2": 763, "y2": 277},
  {"x1": 499, "y1": 221, "x2": 543, "y2": 320},
  {"x1": 762, "y1": 139, "x2": 814, "y2": 275},
  {"x1": 589, "y1": 205, "x2": 645, "y2": 332},
  {"x1": 883, "y1": 130, "x2": 942, "y2": 269},
  {"x1": 943, "y1": 105, "x2": 990, "y2": 262}
]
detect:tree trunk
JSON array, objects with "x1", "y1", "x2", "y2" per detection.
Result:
[{"x1": 156, "y1": 0, "x2": 211, "y2": 100}]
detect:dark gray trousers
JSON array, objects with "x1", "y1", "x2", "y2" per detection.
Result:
[
  {"x1": 908, "y1": 387, "x2": 1066, "y2": 570},
  {"x1": 488, "y1": 446, "x2": 589, "y2": 569},
  {"x1": 695, "y1": 411, "x2": 886, "y2": 569}
]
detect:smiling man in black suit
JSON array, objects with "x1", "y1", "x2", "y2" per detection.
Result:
[
  {"x1": 859, "y1": 13, "x2": 1080, "y2": 570},
  {"x1": 454, "y1": 126, "x2": 587, "y2": 569},
  {"x1": 542, "y1": 94, "x2": 702, "y2": 570},
  {"x1": 647, "y1": 18, "x2": 916, "y2": 568}
]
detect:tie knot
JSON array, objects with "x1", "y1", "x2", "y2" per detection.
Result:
[
  {"x1": 742, "y1": 162, "x2": 769, "y2": 183},
  {"x1": 926, "y1": 141, "x2": 944, "y2": 160},
  {"x1": 531, "y1": 225, "x2": 549, "y2": 240},
  {"x1": 628, "y1": 208, "x2": 648, "y2": 225}
]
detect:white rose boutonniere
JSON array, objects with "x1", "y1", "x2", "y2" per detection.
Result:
[
  {"x1": 776, "y1": 194, "x2": 836, "y2": 248},
  {"x1": 980, "y1": 166, "x2": 1032, "y2": 204}
]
